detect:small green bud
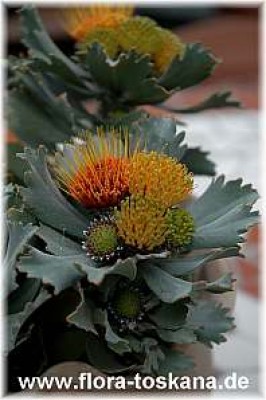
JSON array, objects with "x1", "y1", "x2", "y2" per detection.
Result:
[
  {"x1": 83, "y1": 216, "x2": 121, "y2": 262},
  {"x1": 113, "y1": 288, "x2": 141, "y2": 319},
  {"x1": 166, "y1": 208, "x2": 195, "y2": 248}
]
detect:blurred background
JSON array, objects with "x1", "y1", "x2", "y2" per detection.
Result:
[{"x1": 6, "y1": 4, "x2": 261, "y2": 394}]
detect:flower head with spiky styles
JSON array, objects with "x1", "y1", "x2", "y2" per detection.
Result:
[
  {"x1": 154, "y1": 29, "x2": 185, "y2": 74},
  {"x1": 129, "y1": 152, "x2": 193, "y2": 208},
  {"x1": 61, "y1": 6, "x2": 133, "y2": 42},
  {"x1": 54, "y1": 127, "x2": 138, "y2": 209},
  {"x1": 115, "y1": 195, "x2": 167, "y2": 251},
  {"x1": 117, "y1": 16, "x2": 161, "y2": 56},
  {"x1": 117, "y1": 17, "x2": 185, "y2": 74}
]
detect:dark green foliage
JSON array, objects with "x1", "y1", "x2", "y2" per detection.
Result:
[
  {"x1": 83, "y1": 44, "x2": 169, "y2": 105},
  {"x1": 158, "y1": 43, "x2": 218, "y2": 90},
  {"x1": 161, "y1": 91, "x2": 241, "y2": 114},
  {"x1": 181, "y1": 148, "x2": 215, "y2": 176}
]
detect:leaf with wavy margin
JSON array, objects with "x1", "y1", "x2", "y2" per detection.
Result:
[
  {"x1": 188, "y1": 176, "x2": 259, "y2": 248},
  {"x1": 19, "y1": 146, "x2": 90, "y2": 239}
]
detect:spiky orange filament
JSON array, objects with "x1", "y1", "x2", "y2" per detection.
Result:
[
  {"x1": 68, "y1": 156, "x2": 130, "y2": 208},
  {"x1": 54, "y1": 128, "x2": 138, "y2": 209},
  {"x1": 62, "y1": 6, "x2": 133, "y2": 41}
]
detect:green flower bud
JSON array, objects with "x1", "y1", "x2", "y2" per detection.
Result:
[
  {"x1": 83, "y1": 216, "x2": 121, "y2": 262},
  {"x1": 113, "y1": 288, "x2": 141, "y2": 319},
  {"x1": 166, "y1": 208, "x2": 195, "y2": 248},
  {"x1": 107, "y1": 285, "x2": 144, "y2": 332}
]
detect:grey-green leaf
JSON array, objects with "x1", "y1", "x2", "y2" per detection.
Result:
[
  {"x1": 187, "y1": 299, "x2": 234, "y2": 347},
  {"x1": 7, "y1": 289, "x2": 50, "y2": 353},
  {"x1": 5, "y1": 221, "x2": 38, "y2": 295},
  {"x1": 8, "y1": 90, "x2": 73, "y2": 149},
  {"x1": 141, "y1": 264, "x2": 192, "y2": 303},
  {"x1": 204, "y1": 273, "x2": 235, "y2": 294},
  {"x1": 133, "y1": 117, "x2": 187, "y2": 160},
  {"x1": 141, "y1": 339, "x2": 165, "y2": 375},
  {"x1": 37, "y1": 224, "x2": 86, "y2": 257},
  {"x1": 188, "y1": 176, "x2": 259, "y2": 248},
  {"x1": 8, "y1": 278, "x2": 40, "y2": 315},
  {"x1": 18, "y1": 247, "x2": 85, "y2": 294},
  {"x1": 155, "y1": 247, "x2": 239, "y2": 277},
  {"x1": 67, "y1": 287, "x2": 97, "y2": 335},
  {"x1": 157, "y1": 328, "x2": 197, "y2": 344},
  {"x1": 158, "y1": 348, "x2": 194, "y2": 375},
  {"x1": 159, "y1": 43, "x2": 218, "y2": 91},
  {"x1": 161, "y1": 91, "x2": 241, "y2": 113},
  {"x1": 149, "y1": 302, "x2": 187, "y2": 329},
  {"x1": 77, "y1": 257, "x2": 137, "y2": 286},
  {"x1": 20, "y1": 6, "x2": 87, "y2": 82},
  {"x1": 105, "y1": 317, "x2": 131, "y2": 355},
  {"x1": 19, "y1": 146, "x2": 90, "y2": 239},
  {"x1": 86, "y1": 335, "x2": 134, "y2": 373}
]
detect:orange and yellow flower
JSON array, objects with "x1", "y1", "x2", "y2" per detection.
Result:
[
  {"x1": 61, "y1": 6, "x2": 184, "y2": 73},
  {"x1": 54, "y1": 128, "x2": 135, "y2": 209},
  {"x1": 54, "y1": 127, "x2": 193, "y2": 222},
  {"x1": 61, "y1": 5, "x2": 133, "y2": 41}
]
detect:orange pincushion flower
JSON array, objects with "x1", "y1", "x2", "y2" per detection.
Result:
[
  {"x1": 54, "y1": 128, "x2": 135, "y2": 209},
  {"x1": 61, "y1": 6, "x2": 133, "y2": 41},
  {"x1": 68, "y1": 156, "x2": 130, "y2": 208}
]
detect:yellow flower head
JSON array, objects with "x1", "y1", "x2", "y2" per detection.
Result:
[
  {"x1": 117, "y1": 16, "x2": 161, "y2": 56},
  {"x1": 129, "y1": 152, "x2": 193, "y2": 208},
  {"x1": 54, "y1": 127, "x2": 136, "y2": 209},
  {"x1": 117, "y1": 17, "x2": 185, "y2": 74},
  {"x1": 115, "y1": 195, "x2": 167, "y2": 251},
  {"x1": 78, "y1": 28, "x2": 119, "y2": 58},
  {"x1": 62, "y1": 5, "x2": 133, "y2": 41},
  {"x1": 154, "y1": 29, "x2": 185, "y2": 74}
]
